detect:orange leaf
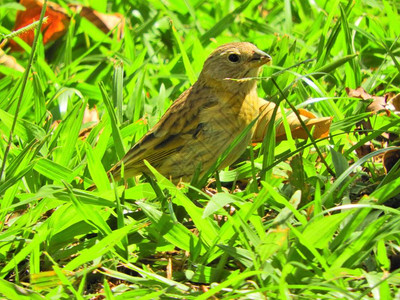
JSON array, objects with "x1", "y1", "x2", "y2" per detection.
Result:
[
  {"x1": 9, "y1": 0, "x2": 70, "y2": 51},
  {"x1": 252, "y1": 98, "x2": 332, "y2": 143}
]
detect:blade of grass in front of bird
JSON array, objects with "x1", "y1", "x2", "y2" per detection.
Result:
[
  {"x1": 259, "y1": 101, "x2": 278, "y2": 182},
  {"x1": 279, "y1": 102, "x2": 296, "y2": 153},
  {"x1": 272, "y1": 78, "x2": 335, "y2": 177},
  {"x1": 197, "y1": 117, "x2": 259, "y2": 187},
  {"x1": 114, "y1": 180, "x2": 128, "y2": 259}
]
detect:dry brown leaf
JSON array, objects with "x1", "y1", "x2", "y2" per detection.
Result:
[
  {"x1": 70, "y1": 5, "x2": 124, "y2": 39},
  {"x1": 345, "y1": 86, "x2": 378, "y2": 100},
  {"x1": 388, "y1": 93, "x2": 400, "y2": 112},
  {"x1": 79, "y1": 106, "x2": 100, "y2": 139},
  {"x1": 383, "y1": 149, "x2": 400, "y2": 173},
  {"x1": 0, "y1": 48, "x2": 24, "y2": 73},
  {"x1": 355, "y1": 142, "x2": 375, "y2": 158},
  {"x1": 83, "y1": 106, "x2": 99, "y2": 124},
  {"x1": 252, "y1": 98, "x2": 332, "y2": 143},
  {"x1": 366, "y1": 98, "x2": 388, "y2": 114},
  {"x1": 345, "y1": 86, "x2": 391, "y2": 114}
]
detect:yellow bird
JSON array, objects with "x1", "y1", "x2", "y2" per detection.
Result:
[{"x1": 109, "y1": 42, "x2": 271, "y2": 183}]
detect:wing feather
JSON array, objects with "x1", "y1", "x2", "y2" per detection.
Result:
[{"x1": 109, "y1": 83, "x2": 218, "y2": 179}]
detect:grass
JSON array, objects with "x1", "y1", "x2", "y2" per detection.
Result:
[{"x1": 1, "y1": 0, "x2": 400, "y2": 298}]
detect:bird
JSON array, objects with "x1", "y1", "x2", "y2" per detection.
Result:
[{"x1": 108, "y1": 42, "x2": 271, "y2": 184}]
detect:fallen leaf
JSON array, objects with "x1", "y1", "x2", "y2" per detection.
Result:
[
  {"x1": 345, "y1": 87, "x2": 390, "y2": 114},
  {"x1": 366, "y1": 98, "x2": 388, "y2": 114},
  {"x1": 383, "y1": 148, "x2": 400, "y2": 173},
  {"x1": 9, "y1": 1, "x2": 124, "y2": 52},
  {"x1": 388, "y1": 93, "x2": 400, "y2": 112},
  {"x1": 345, "y1": 86, "x2": 377, "y2": 100},
  {"x1": 9, "y1": 0, "x2": 70, "y2": 51},
  {"x1": 79, "y1": 106, "x2": 100, "y2": 139},
  {"x1": 355, "y1": 142, "x2": 375, "y2": 158},
  {"x1": 83, "y1": 105, "x2": 99, "y2": 124},
  {"x1": 348, "y1": 88, "x2": 400, "y2": 160},
  {"x1": 70, "y1": 5, "x2": 124, "y2": 39},
  {"x1": 0, "y1": 48, "x2": 25, "y2": 73},
  {"x1": 252, "y1": 98, "x2": 332, "y2": 143}
]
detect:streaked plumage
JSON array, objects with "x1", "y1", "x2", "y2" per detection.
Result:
[{"x1": 109, "y1": 42, "x2": 270, "y2": 183}]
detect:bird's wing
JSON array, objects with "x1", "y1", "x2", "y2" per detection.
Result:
[{"x1": 109, "y1": 84, "x2": 217, "y2": 178}]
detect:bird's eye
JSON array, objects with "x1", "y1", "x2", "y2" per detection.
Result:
[{"x1": 228, "y1": 54, "x2": 240, "y2": 63}]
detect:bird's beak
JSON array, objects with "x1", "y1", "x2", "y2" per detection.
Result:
[{"x1": 250, "y1": 49, "x2": 271, "y2": 66}]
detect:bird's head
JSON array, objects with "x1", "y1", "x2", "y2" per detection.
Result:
[{"x1": 199, "y1": 42, "x2": 271, "y2": 92}]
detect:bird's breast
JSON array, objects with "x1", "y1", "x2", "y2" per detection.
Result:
[
  {"x1": 197, "y1": 90, "x2": 259, "y2": 166},
  {"x1": 202, "y1": 90, "x2": 259, "y2": 132}
]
